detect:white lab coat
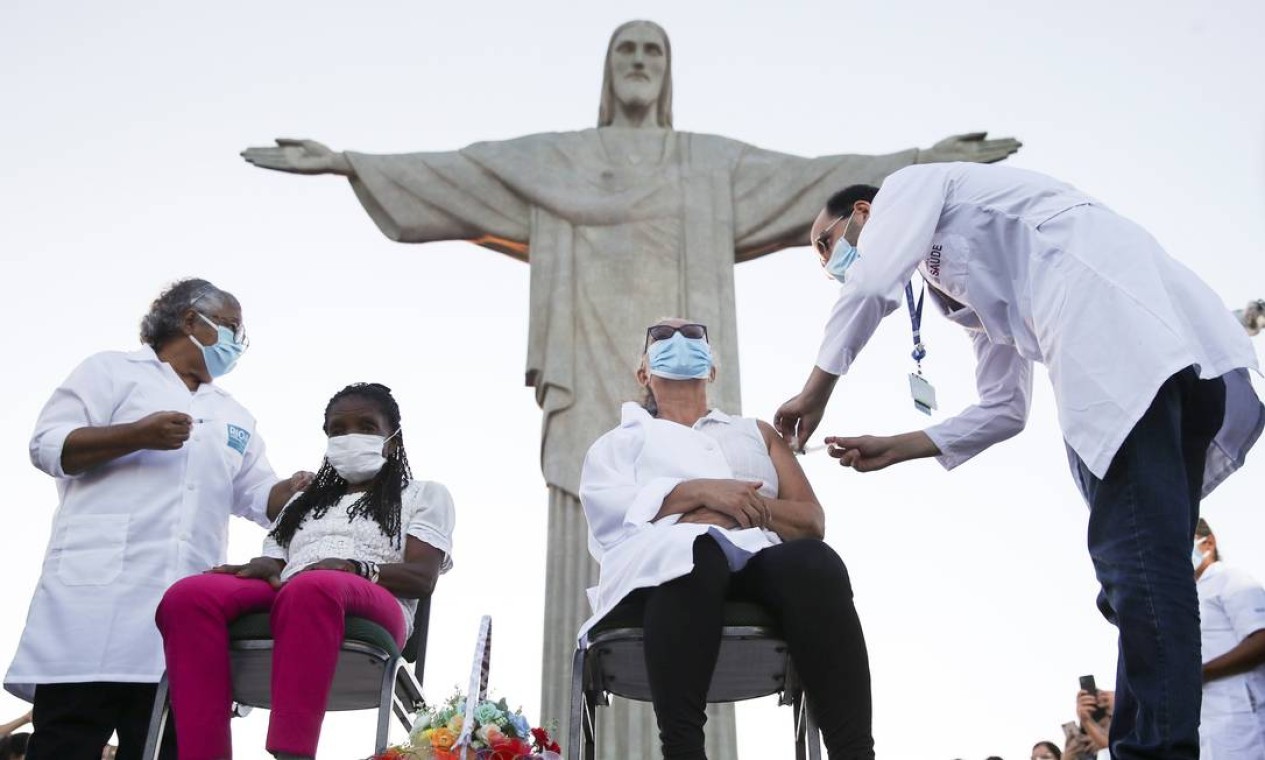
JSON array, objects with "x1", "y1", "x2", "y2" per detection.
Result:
[
  {"x1": 816, "y1": 162, "x2": 1262, "y2": 490},
  {"x1": 5, "y1": 347, "x2": 279, "y2": 701},
  {"x1": 577, "y1": 403, "x2": 780, "y2": 642},
  {"x1": 1198, "y1": 561, "x2": 1265, "y2": 759}
]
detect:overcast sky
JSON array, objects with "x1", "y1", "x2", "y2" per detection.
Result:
[{"x1": 2, "y1": 1, "x2": 1262, "y2": 757}]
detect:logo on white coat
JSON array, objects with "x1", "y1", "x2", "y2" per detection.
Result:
[{"x1": 226, "y1": 424, "x2": 250, "y2": 454}]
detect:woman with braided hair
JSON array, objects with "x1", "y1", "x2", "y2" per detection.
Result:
[{"x1": 155, "y1": 383, "x2": 456, "y2": 760}]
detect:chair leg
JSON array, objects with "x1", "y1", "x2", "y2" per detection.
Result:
[
  {"x1": 583, "y1": 693, "x2": 597, "y2": 760},
  {"x1": 791, "y1": 687, "x2": 806, "y2": 760},
  {"x1": 392, "y1": 665, "x2": 424, "y2": 732},
  {"x1": 803, "y1": 691, "x2": 821, "y2": 760},
  {"x1": 141, "y1": 673, "x2": 170, "y2": 760},
  {"x1": 376, "y1": 657, "x2": 400, "y2": 752},
  {"x1": 568, "y1": 647, "x2": 585, "y2": 760}
]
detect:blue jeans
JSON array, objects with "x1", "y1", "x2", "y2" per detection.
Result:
[{"x1": 1071, "y1": 367, "x2": 1226, "y2": 759}]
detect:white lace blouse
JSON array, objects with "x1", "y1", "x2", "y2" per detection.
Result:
[{"x1": 261, "y1": 480, "x2": 455, "y2": 635}]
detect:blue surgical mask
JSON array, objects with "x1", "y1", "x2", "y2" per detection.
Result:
[
  {"x1": 824, "y1": 215, "x2": 861, "y2": 284},
  {"x1": 647, "y1": 332, "x2": 712, "y2": 380},
  {"x1": 1192, "y1": 538, "x2": 1210, "y2": 570},
  {"x1": 189, "y1": 313, "x2": 246, "y2": 378}
]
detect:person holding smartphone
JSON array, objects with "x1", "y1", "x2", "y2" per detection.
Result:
[{"x1": 1075, "y1": 686, "x2": 1114, "y2": 755}]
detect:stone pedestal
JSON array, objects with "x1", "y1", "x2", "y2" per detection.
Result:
[{"x1": 540, "y1": 488, "x2": 738, "y2": 759}]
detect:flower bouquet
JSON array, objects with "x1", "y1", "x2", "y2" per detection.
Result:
[
  {"x1": 372, "y1": 691, "x2": 562, "y2": 760},
  {"x1": 371, "y1": 616, "x2": 561, "y2": 760}
]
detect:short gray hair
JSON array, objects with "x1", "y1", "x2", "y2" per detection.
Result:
[{"x1": 139, "y1": 278, "x2": 236, "y2": 349}]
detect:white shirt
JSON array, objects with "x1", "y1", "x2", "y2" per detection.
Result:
[
  {"x1": 261, "y1": 479, "x2": 455, "y2": 637},
  {"x1": 1198, "y1": 560, "x2": 1265, "y2": 758},
  {"x1": 816, "y1": 162, "x2": 1262, "y2": 489},
  {"x1": 6, "y1": 347, "x2": 280, "y2": 700},
  {"x1": 577, "y1": 403, "x2": 781, "y2": 642}
]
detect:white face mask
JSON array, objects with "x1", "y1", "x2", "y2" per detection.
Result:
[
  {"x1": 1192, "y1": 537, "x2": 1211, "y2": 570},
  {"x1": 325, "y1": 430, "x2": 399, "y2": 484}
]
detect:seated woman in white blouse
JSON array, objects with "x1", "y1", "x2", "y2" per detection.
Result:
[
  {"x1": 579, "y1": 318, "x2": 874, "y2": 760},
  {"x1": 155, "y1": 383, "x2": 455, "y2": 760}
]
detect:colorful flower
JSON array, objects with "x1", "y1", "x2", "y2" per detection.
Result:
[
  {"x1": 474, "y1": 701, "x2": 505, "y2": 727},
  {"x1": 429, "y1": 727, "x2": 457, "y2": 751},
  {"x1": 476, "y1": 724, "x2": 505, "y2": 746},
  {"x1": 488, "y1": 736, "x2": 533, "y2": 760},
  {"x1": 506, "y1": 712, "x2": 531, "y2": 739},
  {"x1": 389, "y1": 690, "x2": 560, "y2": 760}
]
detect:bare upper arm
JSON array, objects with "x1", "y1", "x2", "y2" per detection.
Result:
[
  {"x1": 757, "y1": 420, "x2": 821, "y2": 507},
  {"x1": 403, "y1": 535, "x2": 445, "y2": 575}
]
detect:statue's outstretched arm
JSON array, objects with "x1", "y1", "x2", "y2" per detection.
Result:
[
  {"x1": 241, "y1": 138, "x2": 354, "y2": 176},
  {"x1": 918, "y1": 132, "x2": 1022, "y2": 164}
]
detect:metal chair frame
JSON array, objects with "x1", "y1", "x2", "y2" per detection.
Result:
[
  {"x1": 568, "y1": 614, "x2": 822, "y2": 760},
  {"x1": 142, "y1": 596, "x2": 431, "y2": 758}
]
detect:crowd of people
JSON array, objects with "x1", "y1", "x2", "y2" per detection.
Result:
[{"x1": 3, "y1": 22, "x2": 1262, "y2": 760}]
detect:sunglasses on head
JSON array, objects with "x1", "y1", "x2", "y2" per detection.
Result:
[{"x1": 644, "y1": 323, "x2": 708, "y2": 350}]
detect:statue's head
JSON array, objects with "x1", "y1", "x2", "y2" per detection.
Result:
[{"x1": 598, "y1": 20, "x2": 673, "y2": 128}]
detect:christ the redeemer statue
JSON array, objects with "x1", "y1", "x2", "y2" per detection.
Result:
[{"x1": 243, "y1": 19, "x2": 1020, "y2": 758}]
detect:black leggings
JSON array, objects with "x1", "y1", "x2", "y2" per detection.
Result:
[{"x1": 628, "y1": 535, "x2": 874, "y2": 760}]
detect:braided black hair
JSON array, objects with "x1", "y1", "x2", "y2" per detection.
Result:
[{"x1": 268, "y1": 383, "x2": 412, "y2": 549}]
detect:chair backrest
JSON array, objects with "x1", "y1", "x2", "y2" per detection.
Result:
[{"x1": 403, "y1": 595, "x2": 432, "y2": 684}]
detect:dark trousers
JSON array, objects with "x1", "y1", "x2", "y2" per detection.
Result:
[
  {"x1": 26, "y1": 681, "x2": 175, "y2": 760},
  {"x1": 624, "y1": 535, "x2": 874, "y2": 760},
  {"x1": 1071, "y1": 367, "x2": 1226, "y2": 760}
]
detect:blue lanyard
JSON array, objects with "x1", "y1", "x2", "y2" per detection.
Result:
[{"x1": 904, "y1": 280, "x2": 927, "y2": 367}]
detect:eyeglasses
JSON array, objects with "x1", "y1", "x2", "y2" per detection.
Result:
[
  {"x1": 644, "y1": 323, "x2": 708, "y2": 351},
  {"x1": 189, "y1": 287, "x2": 249, "y2": 345},
  {"x1": 813, "y1": 213, "x2": 851, "y2": 259},
  {"x1": 196, "y1": 311, "x2": 249, "y2": 347}
]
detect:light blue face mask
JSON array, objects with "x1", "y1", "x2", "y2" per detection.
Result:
[
  {"x1": 823, "y1": 215, "x2": 861, "y2": 284},
  {"x1": 190, "y1": 313, "x2": 246, "y2": 378},
  {"x1": 647, "y1": 332, "x2": 712, "y2": 380}
]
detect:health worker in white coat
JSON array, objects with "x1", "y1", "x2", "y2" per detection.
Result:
[
  {"x1": 773, "y1": 162, "x2": 1264, "y2": 760},
  {"x1": 579, "y1": 318, "x2": 875, "y2": 760},
  {"x1": 1193, "y1": 519, "x2": 1265, "y2": 759},
  {"x1": 7, "y1": 279, "x2": 312, "y2": 760}
]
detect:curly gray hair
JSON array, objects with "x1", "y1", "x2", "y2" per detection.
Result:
[{"x1": 139, "y1": 278, "x2": 237, "y2": 349}]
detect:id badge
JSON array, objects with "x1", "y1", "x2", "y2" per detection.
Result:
[{"x1": 908, "y1": 373, "x2": 937, "y2": 416}]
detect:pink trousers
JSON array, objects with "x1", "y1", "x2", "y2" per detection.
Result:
[{"x1": 155, "y1": 570, "x2": 406, "y2": 759}]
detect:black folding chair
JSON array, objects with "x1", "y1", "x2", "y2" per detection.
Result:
[
  {"x1": 142, "y1": 596, "x2": 431, "y2": 758},
  {"x1": 568, "y1": 599, "x2": 821, "y2": 760}
]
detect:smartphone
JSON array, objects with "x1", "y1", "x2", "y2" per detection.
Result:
[
  {"x1": 1079, "y1": 674, "x2": 1107, "y2": 721},
  {"x1": 1061, "y1": 721, "x2": 1080, "y2": 741}
]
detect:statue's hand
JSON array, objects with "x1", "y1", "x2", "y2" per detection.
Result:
[
  {"x1": 919, "y1": 132, "x2": 1022, "y2": 164},
  {"x1": 240, "y1": 138, "x2": 352, "y2": 176}
]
